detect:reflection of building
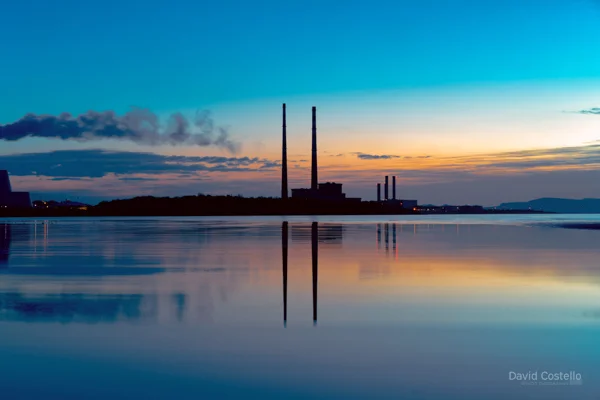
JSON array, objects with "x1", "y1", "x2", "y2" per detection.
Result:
[
  {"x1": 0, "y1": 170, "x2": 31, "y2": 208},
  {"x1": 291, "y1": 224, "x2": 344, "y2": 243},
  {"x1": 0, "y1": 223, "x2": 32, "y2": 265},
  {"x1": 0, "y1": 224, "x2": 10, "y2": 264}
]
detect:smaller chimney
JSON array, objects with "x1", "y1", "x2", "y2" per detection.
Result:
[
  {"x1": 392, "y1": 176, "x2": 396, "y2": 200},
  {"x1": 377, "y1": 183, "x2": 381, "y2": 202},
  {"x1": 384, "y1": 176, "x2": 389, "y2": 201}
]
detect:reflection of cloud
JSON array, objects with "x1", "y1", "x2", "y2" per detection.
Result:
[
  {"x1": 583, "y1": 309, "x2": 600, "y2": 319},
  {"x1": 0, "y1": 220, "x2": 259, "y2": 324},
  {"x1": 0, "y1": 267, "x2": 169, "y2": 276},
  {"x1": 0, "y1": 292, "x2": 154, "y2": 323}
]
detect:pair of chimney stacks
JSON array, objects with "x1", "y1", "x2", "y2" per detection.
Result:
[
  {"x1": 281, "y1": 104, "x2": 318, "y2": 200},
  {"x1": 377, "y1": 176, "x2": 397, "y2": 201}
]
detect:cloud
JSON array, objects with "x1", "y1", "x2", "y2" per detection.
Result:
[
  {"x1": 259, "y1": 161, "x2": 281, "y2": 169},
  {"x1": 7, "y1": 140, "x2": 600, "y2": 205},
  {"x1": 353, "y1": 152, "x2": 401, "y2": 160},
  {"x1": 439, "y1": 144, "x2": 600, "y2": 172},
  {"x1": 50, "y1": 177, "x2": 92, "y2": 181},
  {"x1": 0, "y1": 108, "x2": 241, "y2": 154},
  {"x1": 118, "y1": 177, "x2": 160, "y2": 181},
  {"x1": 576, "y1": 107, "x2": 600, "y2": 115},
  {"x1": 0, "y1": 149, "x2": 280, "y2": 178}
]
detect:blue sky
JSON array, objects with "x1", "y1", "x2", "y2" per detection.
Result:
[{"x1": 2, "y1": 0, "x2": 600, "y2": 204}]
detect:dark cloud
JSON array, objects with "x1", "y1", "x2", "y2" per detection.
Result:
[
  {"x1": 0, "y1": 149, "x2": 279, "y2": 178},
  {"x1": 50, "y1": 177, "x2": 91, "y2": 181},
  {"x1": 578, "y1": 108, "x2": 600, "y2": 115},
  {"x1": 354, "y1": 152, "x2": 401, "y2": 160},
  {"x1": 118, "y1": 177, "x2": 160, "y2": 181},
  {"x1": 163, "y1": 155, "x2": 261, "y2": 165},
  {"x1": 259, "y1": 161, "x2": 281, "y2": 169},
  {"x1": 0, "y1": 108, "x2": 241, "y2": 154}
]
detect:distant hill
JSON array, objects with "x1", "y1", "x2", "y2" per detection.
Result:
[{"x1": 497, "y1": 198, "x2": 600, "y2": 213}]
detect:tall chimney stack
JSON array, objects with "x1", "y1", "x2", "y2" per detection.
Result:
[
  {"x1": 384, "y1": 176, "x2": 389, "y2": 201},
  {"x1": 377, "y1": 183, "x2": 381, "y2": 202},
  {"x1": 392, "y1": 176, "x2": 396, "y2": 200},
  {"x1": 311, "y1": 106, "x2": 318, "y2": 191},
  {"x1": 281, "y1": 103, "x2": 288, "y2": 200}
]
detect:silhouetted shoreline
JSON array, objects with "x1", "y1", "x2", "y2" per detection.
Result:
[{"x1": 0, "y1": 195, "x2": 548, "y2": 217}]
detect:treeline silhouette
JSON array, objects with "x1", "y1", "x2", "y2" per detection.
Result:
[
  {"x1": 92, "y1": 195, "x2": 417, "y2": 216},
  {"x1": 0, "y1": 195, "x2": 417, "y2": 217}
]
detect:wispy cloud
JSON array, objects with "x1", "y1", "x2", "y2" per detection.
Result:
[
  {"x1": 118, "y1": 177, "x2": 160, "y2": 182},
  {"x1": 353, "y1": 152, "x2": 402, "y2": 160},
  {"x1": 0, "y1": 149, "x2": 280, "y2": 178},
  {"x1": 577, "y1": 107, "x2": 600, "y2": 115},
  {"x1": 437, "y1": 144, "x2": 600, "y2": 173}
]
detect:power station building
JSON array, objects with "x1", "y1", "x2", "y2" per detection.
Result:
[
  {"x1": 0, "y1": 170, "x2": 31, "y2": 208},
  {"x1": 282, "y1": 105, "x2": 359, "y2": 202},
  {"x1": 279, "y1": 103, "x2": 415, "y2": 208},
  {"x1": 376, "y1": 174, "x2": 417, "y2": 209}
]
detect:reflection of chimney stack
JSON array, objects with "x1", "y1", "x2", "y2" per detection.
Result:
[
  {"x1": 282, "y1": 221, "x2": 288, "y2": 326},
  {"x1": 312, "y1": 221, "x2": 318, "y2": 325},
  {"x1": 392, "y1": 176, "x2": 396, "y2": 200},
  {"x1": 311, "y1": 107, "x2": 318, "y2": 191},
  {"x1": 377, "y1": 183, "x2": 381, "y2": 202},
  {"x1": 384, "y1": 176, "x2": 389, "y2": 201},
  {"x1": 281, "y1": 104, "x2": 288, "y2": 200}
]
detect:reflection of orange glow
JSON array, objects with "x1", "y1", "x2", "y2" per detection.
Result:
[{"x1": 310, "y1": 250, "x2": 600, "y2": 309}]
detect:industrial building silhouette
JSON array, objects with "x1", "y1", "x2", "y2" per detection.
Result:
[
  {"x1": 280, "y1": 103, "x2": 416, "y2": 207},
  {"x1": 282, "y1": 104, "x2": 360, "y2": 202},
  {"x1": 0, "y1": 170, "x2": 31, "y2": 208}
]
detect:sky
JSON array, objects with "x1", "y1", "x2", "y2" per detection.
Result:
[{"x1": 2, "y1": 0, "x2": 600, "y2": 205}]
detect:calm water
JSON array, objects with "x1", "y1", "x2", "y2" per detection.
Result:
[{"x1": 1, "y1": 215, "x2": 600, "y2": 399}]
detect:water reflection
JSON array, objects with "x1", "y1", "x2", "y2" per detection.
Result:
[
  {"x1": 1, "y1": 218, "x2": 600, "y2": 398},
  {"x1": 375, "y1": 223, "x2": 399, "y2": 260},
  {"x1": 291, "y1": 224, "x2": 344, "y2": 243},
  {"x1": 282, "y1": 221, "x2": 288, "y2": 326},
  {"x1": 0, "y1": 223, "x2": 32, "y2": 265},
  {"x1": 312, "y1": 221, "x2": 318, "y2": 325},
  {"x1": 0, "y1": 224, "x2": 9, "y2": 265},
  {"x1": 0, "y1": 292, "x2": 154, "y2": 323},
  {"x1": 283, "y1": 221, "x2": 320, "y2": 325}
]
